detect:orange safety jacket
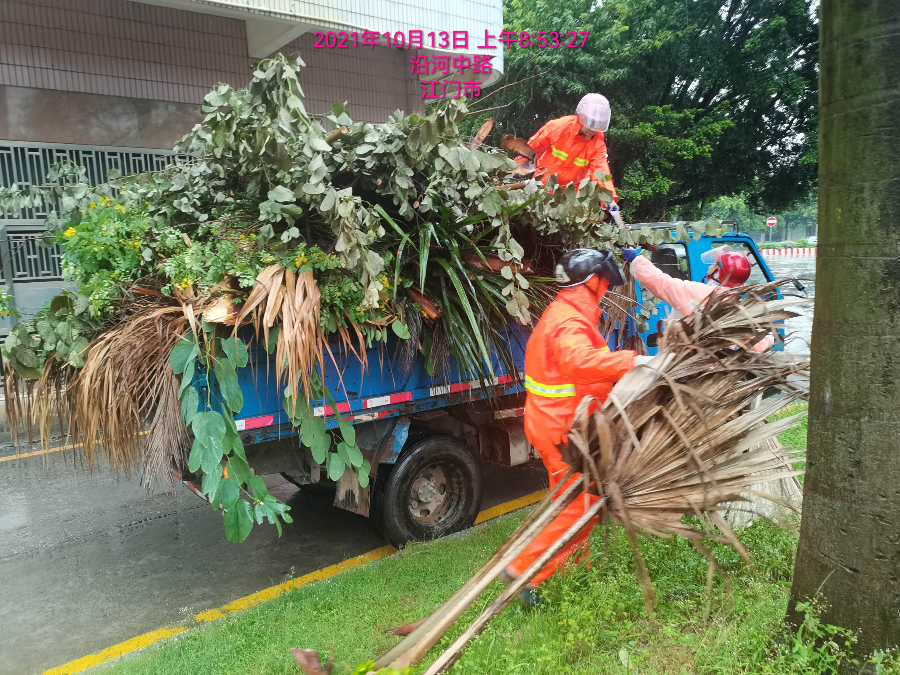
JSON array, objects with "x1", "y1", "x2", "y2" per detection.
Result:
[
  {"x1": 523, "y1": 283, "x2": 635, "y2": 451},
  {"x1": 527, "y1": 115, "x2": 618, "y2": 201}
]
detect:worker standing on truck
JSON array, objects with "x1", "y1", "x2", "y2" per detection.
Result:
[
  {"x1": 622, "y1": 246, "x2": 774, "y2": 352},
  {"x1": 503, "y1": 249, "x2": 639, "y2": 603},
  {"x1": 519, "y1": 94, "x2": 624, "y2": 226}
]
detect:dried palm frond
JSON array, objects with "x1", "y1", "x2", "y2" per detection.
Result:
[
  {"x1": 4, "y1": 306, "x2": 193, "y2": 489},
  {"x1": 233, "y1": 266, "x2": 325, "y2": 414},
  {"x1": 599, "y1": 264, "x2": 643, "y2": 348},
  {"x1": 70, "y1": 306, "x2": 191, "y2": 485},
  {"x1": 343, "y1": 281, "x2": 810, "y2": 674}
]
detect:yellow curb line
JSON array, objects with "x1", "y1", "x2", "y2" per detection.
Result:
[
  {"x1": 474, "y1": 488, "x2": 548, "y2": 525},
  {"x1": 43, "y1": 628, "x2": 189, "y2": 675},
  {"x1": 43, "y1": 489, "x2": 548, "y2": 674}
]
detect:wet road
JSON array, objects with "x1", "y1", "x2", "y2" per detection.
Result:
[
  {"x1": 0, "y1": 444, "x2": 546, "y2": 674},
  {"x1": 764, "y1": 255, "x2": 817, "y2": 354}
]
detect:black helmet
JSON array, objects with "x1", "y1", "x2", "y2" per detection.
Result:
[{"x1": 555, "y1": 249, "x2": 625, "y2": 288}]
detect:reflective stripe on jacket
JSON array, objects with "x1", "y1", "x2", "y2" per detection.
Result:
[
  {"x1": 523, "y1": 285, "x2": 635, "y2": 450},
  {"x1": 527, "y1": 115, "x2": 617, "y2": 200}
]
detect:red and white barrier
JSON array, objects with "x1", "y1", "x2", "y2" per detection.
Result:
[{"x1": 761, "y1": 247, "x2": 817, "y2": 257}]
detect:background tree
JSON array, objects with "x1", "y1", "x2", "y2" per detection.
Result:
[
  {"x1": 472, "y1": 0, "x2": 818, "y2": 221},
  {"x1": 788, "y1": 0, "x2": 900, "y2": 663},
  {"x1": 705, "y1": 192, "x2": 817, "y2": 233}
]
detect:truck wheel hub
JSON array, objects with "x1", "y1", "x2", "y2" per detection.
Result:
[{"x1": 409, "y1": 465, "x2": 450, "y2": 524}]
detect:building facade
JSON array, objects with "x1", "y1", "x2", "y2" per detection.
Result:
[{"x1": 0, "y1": 0, "x2": 503, "y2": 327}]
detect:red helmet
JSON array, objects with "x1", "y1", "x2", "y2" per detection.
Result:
[{"x1": 717, "y1": 252, "x2": 751, "y2": 287}]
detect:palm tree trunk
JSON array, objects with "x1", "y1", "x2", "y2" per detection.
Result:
[{"x1": 788, "y1": 0, "x2": 900, "y2": 663}]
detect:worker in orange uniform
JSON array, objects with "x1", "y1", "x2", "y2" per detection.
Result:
[
  {"x1": 520, "y1": 94, "x2": 624, "y2": 227},
  {"x1": 503, "y1": 249, "x2": 642, "y2": 604},
  {"x1": 622, "y1": 245, "x2": 774, "y2": 352}
]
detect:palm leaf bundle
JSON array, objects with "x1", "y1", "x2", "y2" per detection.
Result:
[{"x1": 308, "y1": 282, "x2": 810, "y2": 675}]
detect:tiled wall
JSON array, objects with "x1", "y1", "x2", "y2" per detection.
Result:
[
  {"x1": 0, "y1": 0, "x2": 249, "y2": 104},
  {"x1": 280, "y1": 33, "x2": 423, "y2": 122},
  {"x1": 0, "y1": 0, "x2": 424, "y2": 124},
  {"x1": 201, "y1": 0, "x2": 505, "y2": 81}
]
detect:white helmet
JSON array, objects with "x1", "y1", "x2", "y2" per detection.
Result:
[{"x1": 576, "y1": 94, "x2": 611, "y2": 132}]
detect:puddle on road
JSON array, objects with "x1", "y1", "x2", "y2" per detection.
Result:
[{"x1": 765, "y1": 256, "x2": 816, "y2": 355}]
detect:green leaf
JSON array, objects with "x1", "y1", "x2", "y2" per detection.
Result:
[
  {"x1": 268, "y1": 185, "x2": 295, "y2": 203},
  {"x1": 170, "y1": 337, "x2": 199, "y2": 374},
  {"x1": 224, "y1": 500, "x2": 254, "y2": 542},
  {"x1": 337, "y1": 418, "x2": 356, "y2": 446},
  {"x1": 227, "y1": 455, "x2": 253, "y2": 485},
  {"x1": 188, "y1": 437, "x2": 205, "y2": 473},
  {"x1": 201, "y1": 437, "x2": 224, "y2": 474},
  {"x1": 310, "y1": 432, "x2": 329, "y2": 464},
  {"x1": 202, "y1": 462, "x2": 222, "y2": 498},
  {"x1": 266, "y1": 325, "x2": 280, "y2": 354},
  {"x1": 391, "y1": 321, "x2": 410, "y2": 339},
  {"x1": 181, "y1": 386, "x2": 200, "y2": 425},
  {"x1": 13, "y1": 346, "x2": 39, "y2": 369},
  {"x1": 358, "y1": 459, "x2": 372, "y2": 489},
  {"x1": 179, "y1": 357, "x2": 196, "y2": 397},
  {"x1": 341, "y1": 442, "x2": 364, "y2": 468},
  {"x1": 301, "y1": 415, "x2": 327, "y2": 448},
  {"x1": 225, "y1": 428, "x2": 246, "y2": 462},
  {"x1": 221, "y1": 337, "x2": 249, "y2": 368},
  {"x1": 309, "y1": 137, "x2": 331, "y2": 152},
  {"x1": 336, "y1": 441, "x2": 351, "y2": 465},
  {"x1": 66, "y1": 337, "x2": 90, "y2": 368},
  {"x1": 248, "y1": 474, "x2": 268, "y2": 499},
  {"x1": 213, "y1": 478, "x2": 240, "y2": 510},
  {"x1": 192, "y1": 410, "x2": 226, "y2": 447},
  {"x1": 327, "y1": 452, "x2": 345, "y2": 481},
  {"x1": 434, "y1": 259, "x2": 493, "y2": 379},
  {"x1": 73, "y1": 294, "x2": 90, "y2": 316},
  {"x1": 214, "y1": 357, "x2": 243, "y2": 412}
]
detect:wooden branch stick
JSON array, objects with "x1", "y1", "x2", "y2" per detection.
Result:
[
  {"x1": 375, "y1": 474, "x2": 583, "y2": 670},
  {"x1": 423, "y1": 497, "x2": 609, "y2": 675},
  {"x1": 325, "y1": 126, "x2": 349, "y2": 144}
]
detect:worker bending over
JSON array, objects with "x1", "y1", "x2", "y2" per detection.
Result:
[
  {"x1": 505, "y1": 249, "x2": 640, "y2": 602},
  {"x1": 520, "y1": 94, "x2": 624, "y2": 226},
  {"x1": 622, "y1": 246, "x2": 774, "y2": 352}
]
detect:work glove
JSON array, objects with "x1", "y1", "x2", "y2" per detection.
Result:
[
  {"x1": 607, "y1": 201, "x2": 626, "y2": 228},
  {"x1": 621, "y1": 247, "x2": 643, "y2": 262}
]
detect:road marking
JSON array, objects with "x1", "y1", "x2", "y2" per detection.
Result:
[
  {"x1": 43, "y1": 628, "x2": 188, "y2": 675},
  {"x1": 0, "y1": 431, "x2": 150, "y2": 463},
  {"x1": 42, "y1": 488, "x2": 548, "y2": 674},
  {"x1": 194, "y1": 544, "x2": 398, "y2": 622},
  {"x1": 474, "y1": 489, "x2": 548, "y2": 525}
]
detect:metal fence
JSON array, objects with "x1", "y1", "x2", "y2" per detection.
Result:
[
  {"x1": 0, "y1": 140, "x2": 185, "y2": 341},
  {"x1": 0, "y1": 140, "x2": 182, "y2": 284}
]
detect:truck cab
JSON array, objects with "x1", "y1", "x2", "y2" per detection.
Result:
[{"x1": 633, "y1": 227, "x2": 778, "y2": 353}]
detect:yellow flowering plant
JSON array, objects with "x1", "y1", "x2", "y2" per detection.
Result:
[{"x1": 56, "y1": 202, "x2": 155, "y2": 314}]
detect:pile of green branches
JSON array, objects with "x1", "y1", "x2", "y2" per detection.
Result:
[{"x1": 0, "y1": 54, "x2": 726, "y2": 542}]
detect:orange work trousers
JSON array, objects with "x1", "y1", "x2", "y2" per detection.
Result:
[{"x1": 506, "y1": 436, "x2": 601, "y2": 586}]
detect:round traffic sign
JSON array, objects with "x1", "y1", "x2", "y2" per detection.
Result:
[{"x1": 766, "y1": 217, "x2": 777, "y2": 227}]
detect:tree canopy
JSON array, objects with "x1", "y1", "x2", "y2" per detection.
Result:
[{"x1": 472, "y1": 0, "x2": 818, "y2": 222}]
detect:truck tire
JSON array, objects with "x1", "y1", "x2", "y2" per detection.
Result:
[{"x1": 372, "y1": 434, "x2": 482, "y2": 548}]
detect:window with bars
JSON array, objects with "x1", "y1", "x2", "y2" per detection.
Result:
[{"x1": 0, "y1": 141, "x2": 183, "y2": 282}]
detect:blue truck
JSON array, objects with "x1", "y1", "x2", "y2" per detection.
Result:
[{"x1": 176, "y1": 227, "x2": 783, "y2": 547}]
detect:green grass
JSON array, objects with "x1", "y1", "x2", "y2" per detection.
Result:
[
  {"x1": 102, "y1": 402, "x2": 896, "y2": 674},
  {"x1": 772, "y1": 401, "x2": 809, "y2": 482}
]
